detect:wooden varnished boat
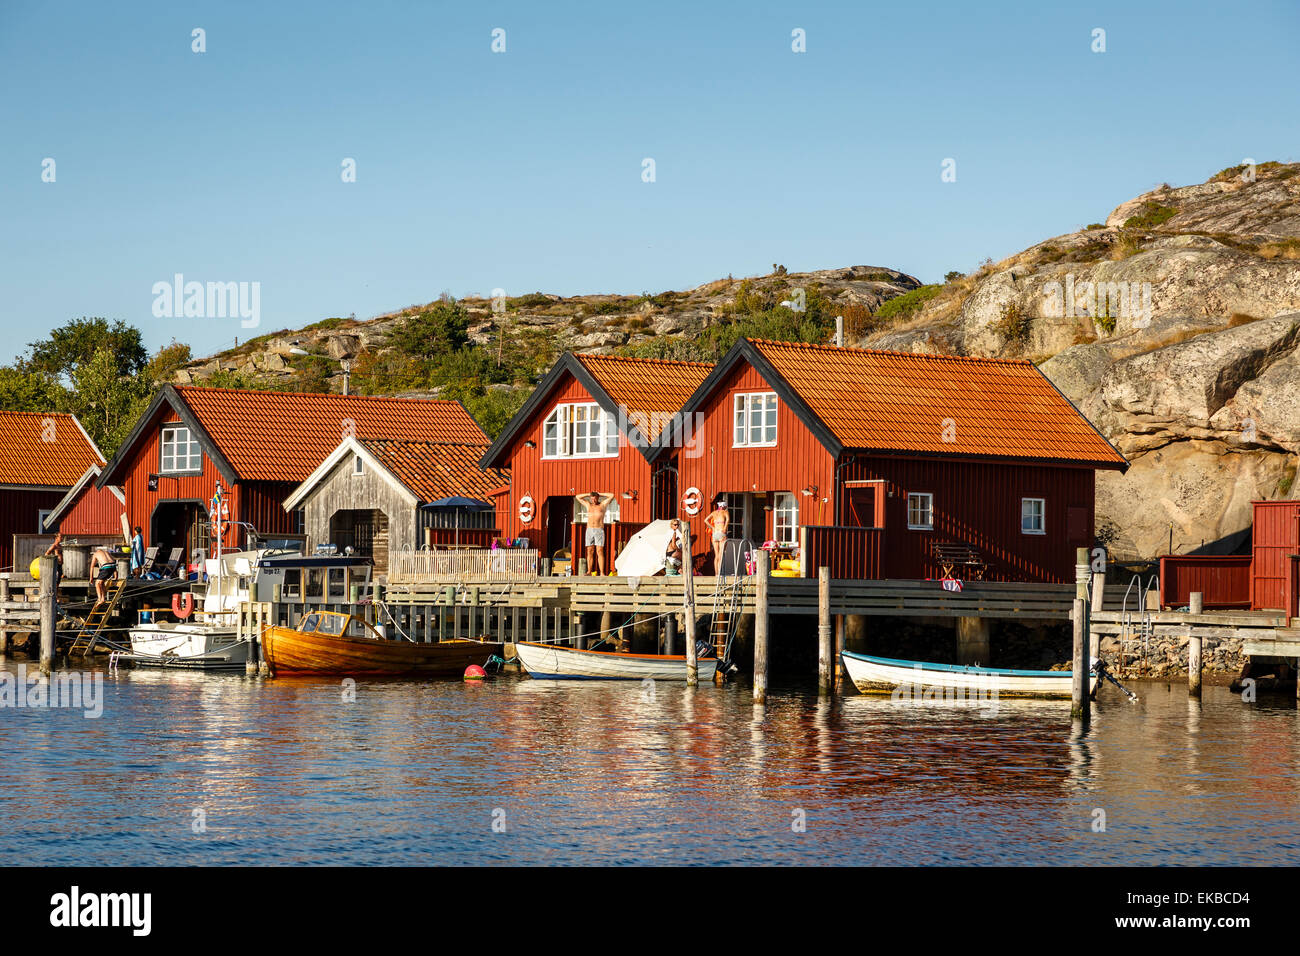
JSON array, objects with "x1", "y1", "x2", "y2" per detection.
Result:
[{"x1": 261, "y1": 610, "x2": 501, "y2": 677}]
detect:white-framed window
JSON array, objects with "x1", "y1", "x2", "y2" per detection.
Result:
[
  {"x1": 733, "y1": 392, "x2": 778, "y2": 447},
  {"x1": 573, "y1": 496, "x2": 620, "y2": 524},
  {"x1": 907, "y1": 492, "x2": 933, "y2": 530},
  {"x1": 773, "y1": 492, "x2": 799, "y2": 545},
  {"x1": 1021, "y1": 497, "x2": 1046, "y2": 535},
  {"x1": 37, "y1": 509, "x2": 52, "y2": 533},
  {"x1": 160, "y1": 425, "x2": 202, "y2": 473},
  {"x1": 353, "y1": 454, "x2": 364, "y2": 475},
  {"x1": 543, "y1": 402, "x2": 617, "y2": 458}
]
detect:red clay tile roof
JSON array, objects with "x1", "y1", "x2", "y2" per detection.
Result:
[
  {"x1": 359, "y1": 440, "x2": 506, "y2": 502},
  {"x1": 175, "y1": 386, "x2": 490, "y2": 482},
  {"x1": 748, "y1": 340, "x2": 1125, "y2": 467},
  {"x1": 574, "y1": 354, "x2": 713, "y2": 441},
  {"x1": 0, "y1": 411, "x2": 104, "y2": 486}
]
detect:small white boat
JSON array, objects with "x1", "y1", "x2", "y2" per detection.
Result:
[
  {"x1": 515, "y1": 641, "x2": 719, "y2": 681},
  {"x1": 841, "y1": 649, "x2": 1097, "y2": 699},
  {"x1": 123, "y1": 549, "x2": 273, "y2": 670}
]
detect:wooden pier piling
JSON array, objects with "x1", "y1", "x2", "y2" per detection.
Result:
[
  {"x1": 663, "y1": 612, "x2": 676, "y2": 655},
  {"x1": 682, "y1": 528, "x2": 698, "y2": 685},
  {"x1": 1070, "y1": 547, "x2": 1090, "y2": 722},
  {"x1": 38, "y1": 555, "x2": 55, "y2": 675},
  {"x1": 753, "y1": 550, "x2": 769, "y2": 705},
  {"x1": 817, "y1": 567, "x2": 832, "y2": 693},
  {"x1": 1188, "y1": 591, "x2": 1203, "y2": 698},
  {"x1": 0, "y1": 576, "x2": 9, "y2": 656}
]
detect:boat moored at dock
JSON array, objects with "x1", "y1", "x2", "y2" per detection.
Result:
[
  {"x1": 261, "y1": 610, "x2": 500, "y2": 676},
  {"x1": 515, "y1": 640, "x2": 719, "y2": 680},
  {"x1": 841, "y1": 649, "x2": 1097, "y2": 699}
]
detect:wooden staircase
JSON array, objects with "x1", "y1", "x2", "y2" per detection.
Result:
[{"x1": 68, "y1": 579, "x2": 126, "y2": 659}]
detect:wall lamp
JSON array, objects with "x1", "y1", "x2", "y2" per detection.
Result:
[{"x1": 524, "y1": 440, "x2": 536, "y2": 449}]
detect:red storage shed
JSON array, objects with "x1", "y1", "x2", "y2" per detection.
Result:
[{"x1": 1250, "y1": 500, "x2": 1300, "y2": 611}]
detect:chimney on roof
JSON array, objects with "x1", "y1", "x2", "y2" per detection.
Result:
[{"x1": 834, "y1": 315, "x2": 843, "y2": 347}]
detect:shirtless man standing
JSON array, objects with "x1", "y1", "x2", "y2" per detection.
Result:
[
  {"x1": 703, "y1": 499, "x2": 729, "y2": 573},
  {"x1": 89, "y1": 545, "x2": 117, "y2": 605},
  {"x1": 582, "y1": 491, "x2": 615, "y2": 576}
]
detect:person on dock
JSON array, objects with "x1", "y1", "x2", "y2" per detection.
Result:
[
  {"x1": 89, "y1": 546, "x2": 117, "y2": 606},
  {"x1": 665, "y1": 519, "x2": 684, "y2": 575},
  {"x1": 582, "y1": 491, "x2": 614, "y2": 576},
  {"x1": 43, "y1": 532, "x2": 64, "y2": 594},
  {"x1": 129, "y1": 526, "x2": 145, "y2": 577},
  {"x1": 704, "y1": 499, "x2": 729, "y2": 572}
]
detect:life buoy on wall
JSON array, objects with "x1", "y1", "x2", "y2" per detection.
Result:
[
  {"x1": 682, "y1": 486, "x2": 702, "y2": 515},
  {"x1": 172, "y1": 592, "x2": 195, "y2": 619},
  {"x1": 518, "y1": 495, "x2": 535, "y2": 524}
]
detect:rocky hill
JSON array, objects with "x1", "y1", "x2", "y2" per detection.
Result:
[
  {"x1": 175, "y1": 161, "x2": 1300, "y2": 560},
  {"x1": 176, "y1": 265, "x2": 922, "y2": 387},
  {"x1": 866, "y1": 161, "x2": 1300, "y2": 559}
]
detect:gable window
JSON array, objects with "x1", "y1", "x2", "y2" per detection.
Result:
[
  {"x1": 160, "y1": 425, "x2": 202, "y2": 473},
  {"x1": 773, "y1": 492, "x2": 799, "y2": 545},
  {"x1": 543, "y1": 402, "x2": 618, "y2": 458},
  {"x1": 353, "y1": 454, "x2": 364, "y2": 476},
  {"x1": 1021, "y1": 497, "x2": 1046, "y2": 535},
  {"x1": 907, "y1": 493, "x2": 933, "y2": 530},
  {"x1": 733, "y1": 392, "x2": 777, "y2": 447}
]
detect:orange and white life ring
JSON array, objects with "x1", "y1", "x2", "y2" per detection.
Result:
[
  {"x1": 172, "y1": 592, "x2": 195, "y2": 619},
  {"x1": 682, "y1": 486, "x2": 702, "y2": 516},
  {"x1": 518, "y1": 495, "x2": 535, "y2": 524}
]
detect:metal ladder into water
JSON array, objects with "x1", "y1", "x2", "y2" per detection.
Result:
[
  {"x1": 707, "y1": 540, "x2": 749, "y2": 675},
  {"x1": 1119, "y1": 573, "x2": 1157, "y2": 674}
]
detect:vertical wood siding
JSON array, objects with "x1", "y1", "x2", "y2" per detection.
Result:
[
  {"x1": 839, "y1": 456, "x2": 1095, "y2": 582},
  {"x1": 53, "y1": 485, "x2": 126, "y2": 536},
  {"x1": 497, "y1": 374, "x2": 656, "y2": 552},
  {"x1": 0, "y1": 489, "x2": 66, "y2": 570},
  {"x1": 1250, "y1": 501, "x2": 1300, "y2": 610},
  {"x1": 675, "y1": 362, "x2": 836, "y2": 552}
]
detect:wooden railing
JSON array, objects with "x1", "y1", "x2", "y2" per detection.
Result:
[
  {"x1": 388, "y1": 548, "x2": 540, "y2": 582},
  {"x1": 1158, "y1": 554, "x2": 1251, "y2": 609},
  {"x1": 799, "y1": 525, "x2": 884, "y2": 579}
]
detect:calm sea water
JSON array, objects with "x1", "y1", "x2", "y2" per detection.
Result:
[{"x1": 1, "y1": 652, "x2": 1298, "y2": 866}]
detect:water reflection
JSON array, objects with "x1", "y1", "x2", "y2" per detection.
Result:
[{"x1": 0, "y1": 659, "x2": 1296, "y2": 865}]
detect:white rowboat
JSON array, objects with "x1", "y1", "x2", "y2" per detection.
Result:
[
  {"x1": 515, "y1": 641, "x2": 719, "y2": 681},
  {"x1": 841, "y1": 649, "x2": 1097, "y2": 699}
]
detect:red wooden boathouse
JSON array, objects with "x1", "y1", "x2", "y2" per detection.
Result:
[
  {"x1": 96, "y1": 385, "x2": 491, "y2": 559},
  {"x1": 42, "y1": 463, "x2": 127, "y2": 537},
  {"x1": 0, "y1": 411, "x2": 105, "y2": 570},
  {"x1": 480, "y1": 353, "x2": 713, "y2": 567},
  {"x1": 658, "y1": 339, "x2": 1129, "y2": 582}
]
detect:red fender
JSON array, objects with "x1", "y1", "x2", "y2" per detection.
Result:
[{"x1": 172, "y1": 592, "x2": 195, "y2": 619}]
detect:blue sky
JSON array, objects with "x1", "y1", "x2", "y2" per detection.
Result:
[{"x1": 2, "y1": 0, "x2": 1296, "y2": 360}]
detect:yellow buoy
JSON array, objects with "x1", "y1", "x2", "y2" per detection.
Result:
[{"x1": 29, "y1": 558, "x2": 41, "y2": 579}]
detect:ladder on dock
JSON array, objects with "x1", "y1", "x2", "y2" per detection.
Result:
[
  {"x1": 68, "y1": 579, "x2": 126, "y2": 660},
  {"x1": 1119, "y1": 574, "x2": 1157, "y2": 674},
  {"x1": 708, "y1": 541, "x2": 748, "y2": 672}
]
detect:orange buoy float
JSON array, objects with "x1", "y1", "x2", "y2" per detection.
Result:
[{"x1": 463, "y1": 664, "x2": 487, "y2": 681}]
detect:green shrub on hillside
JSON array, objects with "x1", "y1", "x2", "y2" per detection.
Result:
[
  {"x1": 1123, "y1": 201, "x2": 1177, "y2": 230},
  {"x1": 873, "y1": 284, "x2": 942, "y2": 323}
]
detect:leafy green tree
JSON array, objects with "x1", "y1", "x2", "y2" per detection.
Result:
[
  {"x1": 0, "y1": 367, "x2": 66, "y2": 413},
  {"x1": 66, "y1": 348, "x2": 153, "y2": 455},
  {"x1": 20, "y1": 317, "x2": 147, "y2": 380}
]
